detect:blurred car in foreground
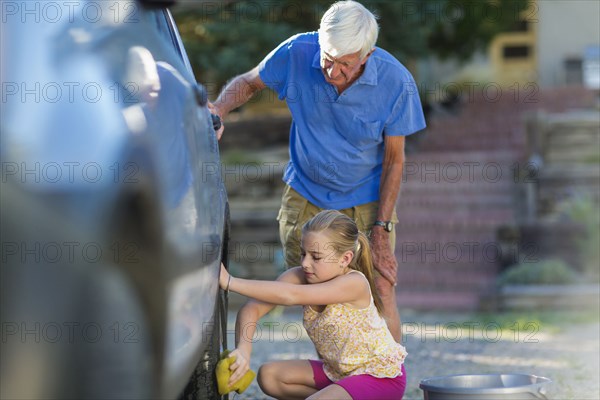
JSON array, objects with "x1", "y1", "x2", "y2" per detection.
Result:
[{"x1": 1, "y1": 0, "x2": 228, "y2": 398}]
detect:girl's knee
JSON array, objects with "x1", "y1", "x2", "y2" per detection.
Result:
[
  {"x1": 257, "y1": 363, "x2": 272, "y2": 382},
  {"x1": 257, "y1": 363, "x2": 278, "y2": 394}
]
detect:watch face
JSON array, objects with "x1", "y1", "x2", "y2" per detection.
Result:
[{"x1": 375, "y1": 221, "x2": 393, "y2": 232}]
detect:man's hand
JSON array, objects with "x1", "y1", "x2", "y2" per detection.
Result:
[
  {"x1": 208, "y1": 67, "x2": 266, "y2": 141},
  {"x1": 207, "y1": 102, "x2": 225, "y2": 140},
  {"x1": 370, "y1": 227, "x2": 397, "y2": 286}
]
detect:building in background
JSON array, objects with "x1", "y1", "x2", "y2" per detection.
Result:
[
  {"x1": 534, "y1": 0, "x2": 599, "y2": 88},
  {"x1": 420, "y1": 0, "x2": 600, "y2": 91}
]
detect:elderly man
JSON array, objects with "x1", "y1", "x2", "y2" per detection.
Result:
[{"x1": 211, "y1": 0, "x2": 426, "y2": 342}]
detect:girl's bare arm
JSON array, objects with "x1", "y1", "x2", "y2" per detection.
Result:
[
  {"x1": 220, "y1": 264, "x2": 368, "y2": 307},
  {"x1": 226, "y1": 267, "x2": 303, "y2": 385}
]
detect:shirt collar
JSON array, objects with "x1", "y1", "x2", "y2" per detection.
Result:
[
  {"x1": 357, "y1": 54, "x2": 377, "y2": 86},
  {"x1": 311, "y1": 48, "x2": 378, "y2": 86},
  {"x1": 312, "y1": 50, "x2": 322, "y2": 69}
]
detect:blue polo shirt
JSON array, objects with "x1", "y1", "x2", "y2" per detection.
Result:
[{"x1": 258, "y1": 32, "x2": 425, "y2": 209}]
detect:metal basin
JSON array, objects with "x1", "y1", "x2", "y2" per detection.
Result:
[{"x1": 420, "y1": 374, "x2": 552, "y2": 399}]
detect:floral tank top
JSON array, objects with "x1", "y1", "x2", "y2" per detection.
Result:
[{"x1": 302, "y1": 272, "x2": 407, "y2": 381}]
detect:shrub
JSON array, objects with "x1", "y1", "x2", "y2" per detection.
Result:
[
  {"x1": 498, "y1": 259, "x2": 580, "y2": 285},
  {"x1": 558, "y1": 196, "x2": 600, "y2": 282}
]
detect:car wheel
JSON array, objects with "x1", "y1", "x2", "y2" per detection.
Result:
[
  {"x1": 179, "y1": 288, "x2": 226, "y2": 400},
  {"x1": 180, "y1": 204, "x2": 230, "y2": 400}
]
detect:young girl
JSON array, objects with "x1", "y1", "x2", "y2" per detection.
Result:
[{"x1": 219, "y1": 210, "x2": 407, "y2": 400}]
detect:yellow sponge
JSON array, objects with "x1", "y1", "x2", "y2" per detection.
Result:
[{"x1": 216, "y1": 350, "x2": 256, "y2": 395}]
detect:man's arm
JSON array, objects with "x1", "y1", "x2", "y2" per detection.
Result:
[
  {"x1": 371, "y1": 135, "x2": 405, "y2": 285},
  {"x1": 209, "y1": 66, "x2": 266, "y2": 139}
]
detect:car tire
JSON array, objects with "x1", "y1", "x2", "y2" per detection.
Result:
[
  {"x1": 180, "y1": 203, "x2": 230, "y2": 400},
  {"x1": 179, "y1": 288, "x2": 226, "y2": 400}
]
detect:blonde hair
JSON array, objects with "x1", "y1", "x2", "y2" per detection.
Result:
[
  {"x1": 302, "y1": 210, "x2": 384, "y2": 314},
  {"x1": 318, "y1": 0, "x2": 379, "y2": 59}
]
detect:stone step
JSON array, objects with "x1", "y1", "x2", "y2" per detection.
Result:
[
  {"x1": 397, "y1": 208, "x2": 514, "y2": 221},
  {"x1": 401, "y1": 180, "x2": 516, "y2": 193},
  {"x1": 395, "y1": 234, "x2": 498, "y2": 246},
  {"x1": 397, "y1": 201, "x2": 513, "y2": 211},
  {"x1": 395, "y1": 219, "x2": 513, "y2": 231},
  {"x1": 402, "y1": 154, "x2": 521, "y2": 186},
  {"x1": 417, "y1": 132, "x2": 524, "y2": 151},
  {"x1": 417, "y1": 86, "x2": 597, "y2": 153},
  {"x1": 547, "y1": 130, "x2": 600, "y2": 148},
  {"x1": 540, "y1": 164, "x2": 600, "y2": 179},
  {"x1": 400, "y1": 193, "x2": 515, "y2": 207},
  {"x1": 397, "y1": 264, "x2": 503, "y2": 275},
  {"x1": 415, "y1": 144, "x2": 523, "y2": 153},
  {"x1": 397, "y1": 274, "x2": 496, "y2": 291},
  {"x1": 406, "y1": 149, "x2": 520, "y2": 161},
  {"x1": 396, "y1": 247, "x2": 509, "y2": 264},
  {"x1": 547, "y1": 148, "x2": 600, "y2": 164},
  {"x1": 396, "y1": 254, "x2": 514, "y2": 266},
  {"x1": 397, "y1": 291, "x2": 484, "y2": 311}
]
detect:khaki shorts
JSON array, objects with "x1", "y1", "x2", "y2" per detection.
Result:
[{"x1": 277, "y1": 185, "x2": 398, "y2": 268}]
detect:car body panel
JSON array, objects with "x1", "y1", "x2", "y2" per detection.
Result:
[{"x1": 1, "y1": 1, "x2": 226, "y2": 398}]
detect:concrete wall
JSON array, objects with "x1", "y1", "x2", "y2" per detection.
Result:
[{"x1": 537, "y1": 0, "x2": 600, "y2": 87}]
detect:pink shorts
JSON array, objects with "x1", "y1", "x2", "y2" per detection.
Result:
[{"x1": 309, "y1": 360, "x2": 407, "y2": 400}]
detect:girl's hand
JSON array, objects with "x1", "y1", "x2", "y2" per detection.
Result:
[
  {"x1": 219, "y1": 263, "x2": 230, "y2": 291},
  {"x1": 228, "y1": 348, "x2": 250, "y2": 386}
]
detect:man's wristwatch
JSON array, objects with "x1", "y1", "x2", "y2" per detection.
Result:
[{"x1": 373, "y1": 220, "x2": 394, "y2": 232}]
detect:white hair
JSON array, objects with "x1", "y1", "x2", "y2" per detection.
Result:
[{"x1": 318, "y1": 1, "x2": 379, "y2": 59}]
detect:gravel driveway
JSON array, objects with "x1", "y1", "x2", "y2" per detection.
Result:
[{"x1": 222, "y1": 303, "x2": 599, "y2": 400}]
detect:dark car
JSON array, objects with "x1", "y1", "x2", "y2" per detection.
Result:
[{"x1": 1, "y1": 1, "x2": 228, "y2": 398}]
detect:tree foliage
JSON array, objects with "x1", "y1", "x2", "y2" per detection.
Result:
[{"x1": 174, "y1": 0, "x2": 530, "y2": 91}]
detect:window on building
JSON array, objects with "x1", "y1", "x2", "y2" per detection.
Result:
[
  {"x1": 565, "y1": 58, "x2": 583, "y2": 85},
  {"x1": 503, "y1": 45, "x2": 530, "y2": 59}
]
